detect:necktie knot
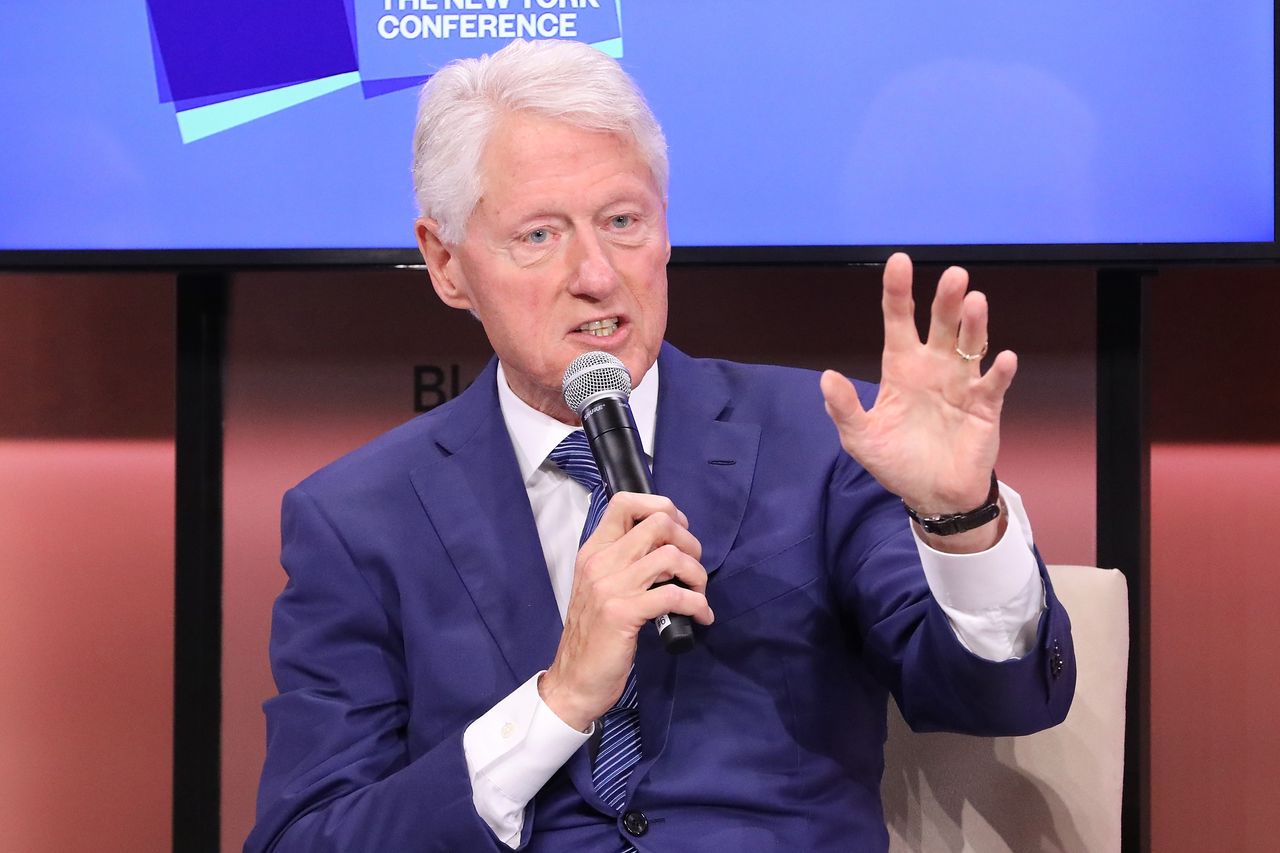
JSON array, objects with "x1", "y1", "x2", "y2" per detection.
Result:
[
  {"x1": 548, "y1": 431, "x2": 609, "y2": 546},
  {"x1": 548, "y1": 430, "x2": 602, "y2": 492}
]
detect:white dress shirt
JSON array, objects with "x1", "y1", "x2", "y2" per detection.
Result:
[{"x1": 462, "y1": 361, "x2": 1045, "y2": 847}]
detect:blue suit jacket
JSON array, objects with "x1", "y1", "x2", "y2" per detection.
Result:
[{"x1": 247, "y1": 343, "x2": 1075, "y2": 853}]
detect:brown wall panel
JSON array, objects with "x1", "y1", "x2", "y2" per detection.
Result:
[
  {"x1": 0, "y1": 274, "x2": 174, "y2": 853},
  {"x1": 1149, "y1": 267, "x2": 1280, "y2": 444},
  {"x1": 0, "y1": 273, "x2": 176, "y2": 439},
  {"x1": 1147, "y1": 267, "x2": 1280, "y2": 852},
  {"x1": 1149, "y1": 444, "x2": 1279, "y2": 852}
]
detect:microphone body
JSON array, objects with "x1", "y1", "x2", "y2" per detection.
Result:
[
  {"x1": 579, "y1": 395, "x2": 654, "y2": 495},
  {"x1": 563, "y1": 353, "x2": 697, "y2": 654}
]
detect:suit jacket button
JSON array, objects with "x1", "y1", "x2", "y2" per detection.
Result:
[{"x1": 623, "y1": 810, "x2": 649, "y2": 837}]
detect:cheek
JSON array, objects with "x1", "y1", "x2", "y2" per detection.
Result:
[
  {"x1": 639, "y1": 260, "x2": 669, "y2": 317},
  {"x1": 622, "y1": 245, "x2": 668, "y2": 293},
  {"x1": 477, "y1": 272, "x2": 542, "y2": 318}
]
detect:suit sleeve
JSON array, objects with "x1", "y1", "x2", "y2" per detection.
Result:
[
  {"x1": 824, "y1": 452, "x2": 1076, "y2": 737},
  {"x1": 245, "y1": 487, "x2": 515, "y2": 853}
]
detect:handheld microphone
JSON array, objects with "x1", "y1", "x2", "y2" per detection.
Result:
[{"x1": 562, "y1": 351, "x2": 696, "y2": 655}]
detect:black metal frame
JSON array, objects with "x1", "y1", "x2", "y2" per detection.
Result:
[
  {"x1": 2, "y1": 239, "x2": 1278, "y2": 270},
  {"x1": 1096, "y1": 269, "x2": 1150, "y2": 853},
  {"x1": 174, "y1": 272, "x2": 228, "y2": 853}
]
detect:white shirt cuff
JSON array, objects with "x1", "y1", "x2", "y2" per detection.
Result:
[
  {"x1": 462, "y1": 671, "x2": 593, "y2": 847},
  {"x1": 913, "y1": 482, "x2": 1046, "y2": 661}
]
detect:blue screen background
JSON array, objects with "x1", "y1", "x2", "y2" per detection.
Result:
[{"x1": 0, "y1": 2, "x2": 1272, "y2": 250}]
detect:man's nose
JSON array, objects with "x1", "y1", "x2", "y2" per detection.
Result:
[{"x1": 566, "y1": 229, "x2": 621, "y2": 298}]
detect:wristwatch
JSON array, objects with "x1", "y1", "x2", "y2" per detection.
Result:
[{"x1": 903, "y1": 472, "x2": 1001, "y2": 536}]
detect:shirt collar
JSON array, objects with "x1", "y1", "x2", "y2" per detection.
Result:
[{"x1": 497, "y1": 359, "x2": 659, "y2": 487}]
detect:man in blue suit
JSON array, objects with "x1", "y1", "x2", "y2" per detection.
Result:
[{"x1": 247, "y1": 39, "x2": 1074, "y2": 852}]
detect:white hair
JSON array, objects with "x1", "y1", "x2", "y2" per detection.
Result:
[{"x1": 411, "y1": 39, "x2": 669, "y2": 245}]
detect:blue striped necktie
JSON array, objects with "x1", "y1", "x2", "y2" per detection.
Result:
[{"x1": 548, "y1": 431, "x2": 643, "y2": 814}]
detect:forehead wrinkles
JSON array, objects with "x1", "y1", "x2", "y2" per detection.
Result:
[
  {"x1": 476, "y1": 115, "x2": 653, "y2": 221},
  {"x1": 478, "y1": 170, "x2": 660, "y2": 233}
]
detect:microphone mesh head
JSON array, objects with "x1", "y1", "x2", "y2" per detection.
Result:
[{"x1": 562, "y1": 351, "x2": 632, "y2": 414}]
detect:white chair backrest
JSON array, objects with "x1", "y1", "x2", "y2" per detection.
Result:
[{"x1": 882, "y1": 564, "x2": 1129, "y2": 853}]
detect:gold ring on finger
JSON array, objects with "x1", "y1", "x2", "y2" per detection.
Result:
[{"x1": 955, "y1": 341, "x2": 988, "y2": 362}]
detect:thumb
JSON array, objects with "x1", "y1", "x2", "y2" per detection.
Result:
[{"x1": 820, "y1": 370, "x2": 867, "y2": 434}]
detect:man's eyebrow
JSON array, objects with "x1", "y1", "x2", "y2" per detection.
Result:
[
  {"x1": 514, "y1": 207, "x2": 568, "y2": 221},
  {"x1": 600, "y1": 195, "x2": 652, "y2": 209}
]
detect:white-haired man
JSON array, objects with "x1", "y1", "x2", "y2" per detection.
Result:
[{"x1": 248, "y1": 39, "x2": 1073, "y2": 853}]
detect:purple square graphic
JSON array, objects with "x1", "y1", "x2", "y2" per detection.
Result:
[
  {"x1": 147, "y1": 8, "x2": 172, "y2": 103},
  {"x1": 147, "y1": 0, "x2": 358, "y2": 104},
  {"x1": 171, "y1": 82, "x2": 319, "y2": 113},
  {"x1": 361, "y1": 75, "x2": 429, "y2": 99}
]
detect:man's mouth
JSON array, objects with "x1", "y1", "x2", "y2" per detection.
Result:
[{"x1": 577, "y1": 317, "x2": 620, "y2": 337}]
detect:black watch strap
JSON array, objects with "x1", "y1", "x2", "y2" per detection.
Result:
[{"x1": 904, "y1": 472, "x2": 1001, "y2": 536}]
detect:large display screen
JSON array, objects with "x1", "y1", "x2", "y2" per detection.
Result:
[{"x1": 0, "y1": 2, "x2": 1273, "y2": 263}]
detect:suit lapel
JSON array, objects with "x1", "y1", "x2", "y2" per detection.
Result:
[
  {"x1": 625, "y1": 343, "x2": 761, "y2": 798},
  {"x1": 652, "y1": 343, "x2": 760, "y2": 579},
  {"x1": 408, "y1": 359, "x2": 563, "y2": 687}
]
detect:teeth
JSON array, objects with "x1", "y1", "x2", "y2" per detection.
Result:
[{"x1": 578, "y1": 318, "x2": 619, "y2": 337}]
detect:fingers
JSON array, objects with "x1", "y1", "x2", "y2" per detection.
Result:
[
  {"x1": 634, "y1": 581, "x2": 715, "y2": 627},
  {"x1": 820, "y1": 369, "x2": 867, "y2": 434},
  {"x1": 954, "y1": 289, "x2": 989, "y2": 364},
  {"x1": 586, "y1": 491, "x2": 701, "y2": 558},
  {"x1": 980, "y1": 349, "x2": 1018, "y2": 400},
  {"x1": 886, "y1": 255, "x2": 989, "y2": 368},
  {"x1": 579, "y1": 492, "x2": 708, "y2": 595},
  {"x1": 866, "y1": 254, "x2": 1016, "y2": 407},
  {"x1": 925, "y1": 265, "x2": 970, "y2": 350},
  {"x1": 582, "y1": 530, "x2": 708, "y2": 597},
  {"x1": 586, "y1": 491, "x2": 689, "y2": 549},
  {"x1": 589, "y1": 577, "x2": 713, "y2": 638},
  {"x1": 916, "y1": 262, "x2": 996, "y2": 380},
  {"x1": 881, "y1": 252, "x2": 920, "y2": 352},
  {"x1": 628, "y1": 542, "x2": 709, "y2": 593}
]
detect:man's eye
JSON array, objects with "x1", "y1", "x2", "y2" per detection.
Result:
[
  {"x1": 610, "y1": 215, "x2": 633, "y2": 229},
  {"x1": 526, "y1": 228, "x2": 550, "y2": 244}
]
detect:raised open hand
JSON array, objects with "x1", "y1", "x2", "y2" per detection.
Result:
[{"x1": 820, "y1": 253, "x2": 1015, "y2": 534}]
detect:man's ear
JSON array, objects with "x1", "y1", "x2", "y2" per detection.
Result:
[{"x1": 415, "y1": 217, "x2": 472, "y2": 310}]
